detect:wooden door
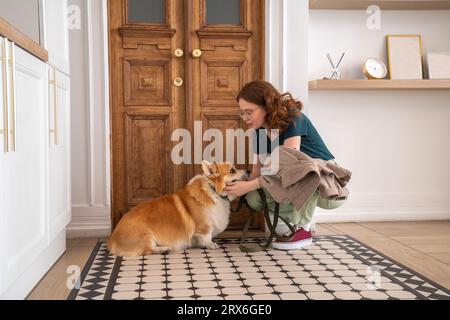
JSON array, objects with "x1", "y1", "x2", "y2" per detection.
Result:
[{"x1": 109, "y1": 0, "x2": 265, "y2": 233}]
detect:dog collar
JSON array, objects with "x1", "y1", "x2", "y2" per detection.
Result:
[{"x1": 209, "y1": 185, "x2": 230, "y2": 201}]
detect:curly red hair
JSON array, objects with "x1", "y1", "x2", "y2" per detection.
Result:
[{"x1": 236, "y1": 80, "x2": 302, "y2": 133}]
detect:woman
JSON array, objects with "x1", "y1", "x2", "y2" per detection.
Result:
[{"x1": 224, "y1": 80, "x2": 344, "y2": 250}]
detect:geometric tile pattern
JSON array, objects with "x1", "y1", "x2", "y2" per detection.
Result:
[
  {"x1": 68, "y1": 236, "x2": 450, "y2": 300},
  {"x1": 67, "y1": 242, "x2": 119, "y2": 300}
]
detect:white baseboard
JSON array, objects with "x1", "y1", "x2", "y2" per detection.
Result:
[
  {"x1": 315, "y1": 192, "x2": 450, "y2": 223},
  {"x1": 67, "y1": 205, "x2": 111, "y2": 238},
  {"x1": 267, "y1": 192, "x2": 450, "y2": 226},
  {"x1": 314, "y1": 209, "x2": 450, "y2": 223}
]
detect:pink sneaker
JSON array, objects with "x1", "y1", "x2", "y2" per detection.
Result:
[{"x1": 272, "y1": 228, "x2": 313, "y2": 250}]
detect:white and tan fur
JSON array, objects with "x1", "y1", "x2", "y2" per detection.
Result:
[{"x1": 107, "y1": 161, "x2": 249, "y2": 256}]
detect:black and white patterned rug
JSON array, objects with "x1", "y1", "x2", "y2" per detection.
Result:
[{"x1": 67, "y1": 235, "x2": 450, "y2": 300}]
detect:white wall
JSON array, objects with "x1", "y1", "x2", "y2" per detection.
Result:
[
  {"x1": 67, "y1": 0, "x2": 111, "y2": 237},
  {"x1": 308, "y1": 9, "x2": 450, "y2": 222},
  {"x1": 0, "y1": 0, "x2": 41, "y2": 44}
]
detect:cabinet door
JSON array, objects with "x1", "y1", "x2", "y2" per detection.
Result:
[
  {"x1": 48, "y1": 67, "x2": 71, "y2": 240},
  {"x1": 0, "y1": 42, "x2": 48, "y2": 294},
  {"x1": 0, "y1": 36, "x2": 7, "y2": 295},
  {"x1": 42, "y1": 0, "x2": 70, "y2": 75}
]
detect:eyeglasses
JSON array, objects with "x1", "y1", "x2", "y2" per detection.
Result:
[{"x1": 239, "y1": 108, "x2": 258, "y2": 119}]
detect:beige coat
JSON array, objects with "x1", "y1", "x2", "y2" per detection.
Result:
[{"x1": 257, "y1": 146, "x2": 352, "y2": 210}]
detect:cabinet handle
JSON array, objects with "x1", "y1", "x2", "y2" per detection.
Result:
[
  {"x1": 48, "y1": 67, "x2": 58, "y2": 145},
  {"x1": 0, "y1": 38, "x2": 9, "y2": 153},
  {"x1": 9, "y1": 42, "x2": 16, "y2": 152}
]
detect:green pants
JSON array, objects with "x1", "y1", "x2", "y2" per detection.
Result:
[
  {"x1": 246, "y1": 188, "x2": 346, "y2": 228},
  {"x1": 245, "y1": 160, "x2": 346, "y2": 229}
]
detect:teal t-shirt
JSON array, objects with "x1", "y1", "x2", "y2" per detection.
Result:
[{"x1": 253, "y1": 113, "x2": 334, "y2": 161}]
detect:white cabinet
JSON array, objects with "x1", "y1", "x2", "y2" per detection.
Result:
[
  {"x1": 0, "y1": 36, "x2": 8, "y2": 296},
  {"x1": 0, "y1": 37, "x2": 48, "y2": 297},
  {"x1": 0, "y1": 37, "x2": 71, "y2": 299},
  {"x1": 48, "y1": 66, "x2": 71, "y2": 241},
  {"x1": 42, "y1": 0, "x2": 70, "y2": 75}
]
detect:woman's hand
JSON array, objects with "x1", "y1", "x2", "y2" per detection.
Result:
[{"x1": 224, "y1": 180, "x2": 258, "y2": 197}]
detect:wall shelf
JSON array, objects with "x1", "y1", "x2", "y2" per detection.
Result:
[
  {"x1": 309, "y1": 0, "x2": 450, "y2": 10},
  {"x1": 309, "y1": 79, "x2": 450, "y2": 90}
]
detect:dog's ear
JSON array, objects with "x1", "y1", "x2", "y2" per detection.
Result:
[{"x1": 202, "y1": 160, "x2": 214, "y2": 177}]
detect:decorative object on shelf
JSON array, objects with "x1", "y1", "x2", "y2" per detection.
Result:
[
  {"x1": 362, "y1": 58, "x2": 388, "y2": 79},
  {"x1": 323, "y1": 52, "x2": 345, "y2": 80},
  {"x1": 427, "y1": 52, "x2": 450, "y2": 79},
  {"x1": 386, "y1": 35, "x2": 423, "y2": 79}
]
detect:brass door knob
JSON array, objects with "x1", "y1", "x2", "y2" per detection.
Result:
[
  {"x1": 174, "y1": 48, "x2": 184, "y2": 58},
  {"x1": 173, "y1": 77, "x2": 183, "y2": 87},
  {"x1": 192, "y1": 49, "x2": 202, "y2": 58}
]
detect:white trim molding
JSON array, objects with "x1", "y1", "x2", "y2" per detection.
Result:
[
  {"x1": 265, "y1": 0, "x2": 309, "y2": 108},
  {"x1": 265, "y1": 0, "x2": 284, "y2": 90},
  {"x1": 68, "y1": 0, "x2": 111, "y2": 237},
  {"x1": 315, "y1": 192, "x2": 450, "y2": 223},
  {"x1": 67, "y1": 206, "x2": 111, "y2": 238}
]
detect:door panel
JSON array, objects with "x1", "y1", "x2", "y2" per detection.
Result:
[
  {"x1": 201, "y1": 58, "x2": 246, "y2": 107},
  {"x1": 188, "y1": 0, "x2": 264, "y2": 231},
  {"x1": 109, "y1": 0, "x2": 185, "y2": 227},
  {"x1": 123, "y1": 58, "x2": 172, "y2": 106},
  {"x1": 125, "y1": 114, "x2": 172, "y2": 206},
  {"x1": 109, "y1": 0, "x2": 264, "y2": 233}
]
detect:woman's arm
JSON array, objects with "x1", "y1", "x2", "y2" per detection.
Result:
[
  {"x1": 248, "y1": 154, "x2": 261, "y2": 180},
  {"x1": 225, "y1": 178, "x2": 260, "y2": 197}
]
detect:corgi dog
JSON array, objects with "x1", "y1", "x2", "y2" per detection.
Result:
[{"x1": 107, "y1": 161, "x2": 250, "y2": 256}]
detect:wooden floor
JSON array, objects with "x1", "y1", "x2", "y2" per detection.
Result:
[{"x1": 27, "y1": 221, "x2": 450, "y2": 300}]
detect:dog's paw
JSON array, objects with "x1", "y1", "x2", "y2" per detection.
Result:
[
  {"x1": 152, "y1": 246, "x2": 171, "y2": 254},
  {"x1": 206, "y1": 242, "x2": 220, "y2": 250}
]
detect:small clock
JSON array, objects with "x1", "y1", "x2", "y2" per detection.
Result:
[{"x1": 362, "y1": 58, "x2": 388, "y2": 79}]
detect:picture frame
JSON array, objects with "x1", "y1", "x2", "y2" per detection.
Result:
[
  {"x1": 386, "y1": 35, "x2": 423, "y2": 80},
  {"x1": 427, "y1": 52, "x2": 450, "y2": 79}
]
